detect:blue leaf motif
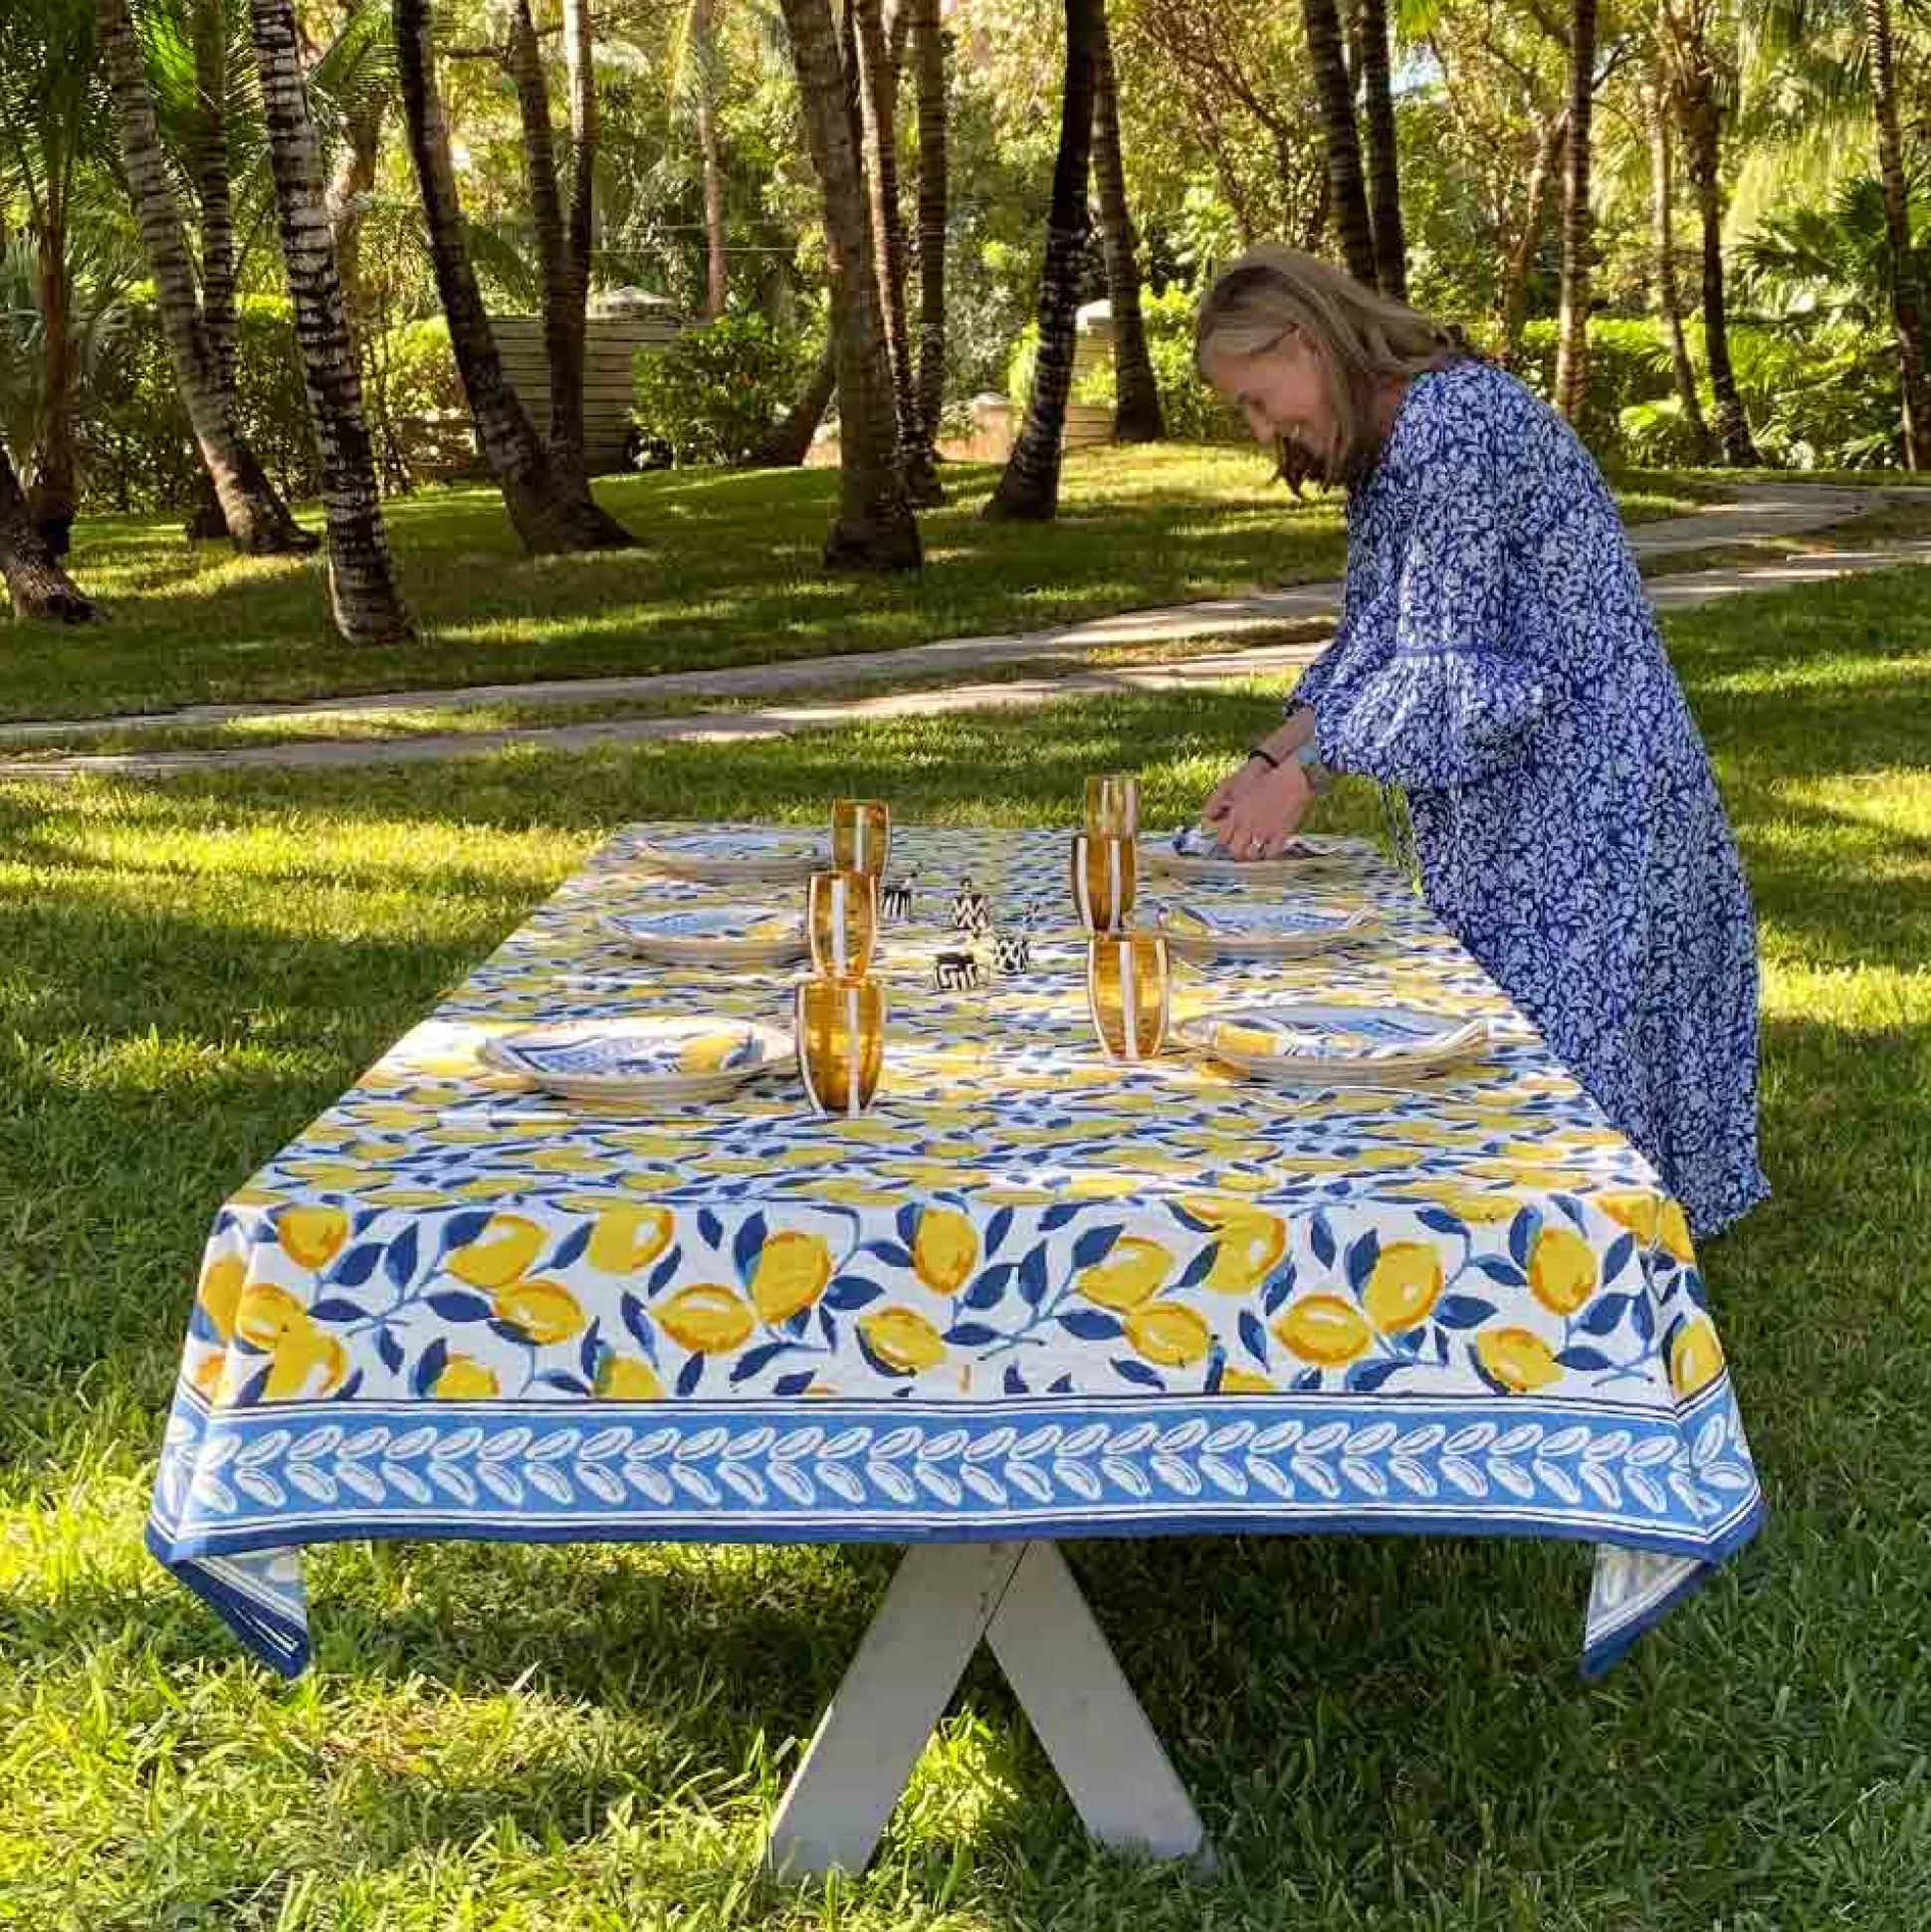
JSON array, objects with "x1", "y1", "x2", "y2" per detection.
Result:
[
  {"x1": 1071, "y1": 1223, "x2": 1122, "y2": 1269},
  {"x1": 731, "y1": 1341, "x2": 790, "y2": 1385},
  {"x1": 1057, "y1": 1309, "x2": 1122, "y2": 1341},
  {"x1": 1238, "y1": 1310, "x2": 1270, "y2": 1364},
  {"x1": 865, "y1": 1241, "x2": 914, "y2": 1268},
  {"x1": 825, "y1": 1276, "x2": 884, "y2": 1311},
  {"x1": 1040, "y1": 1204, "x2": 1080, "y2": 1231},
  {"x1": 578, "y1": 1318, "x2": 602, "y2": 1383},
  {"x1": 308, "y1": 1297, "x2": 367, "y2": 1325},
  {"x1": 1310, "y1": 1212, "x2": 1337, "y2": 1268},
  {"x1": 412, "y1": 1339, "x2": 450, "y2": 1397},
  {"x1": 1556, "y1": 1346, "x2": 1613, "y2": 1371},
  {"x1": 733, "y1": 1213, "x2": 768, "y2": 1281},
  {"x1": 550, "y1": 1223, "x2": 592, "y2": 1273},
  {"x1": 962, "y1": 1263, "x2": 1014, "y2": 1310},
  {"x1": 944, "y1": 1321, "x2": 1002, "y2": 1346},
  {"x1": 333, "y1": 1243, "x2": 382, "y2": 1289},
  {"x1": 1417, "y1": 1207, "x2": 1466, "y2": 1236},
  {"x1": 427, "y1": 1291, "x2": 494, "y2": 1322},
  {"x1": 646, "y1": 1246, "x2": 684, "y2": 1295},
  {"x1": 896, "y1": 1204, "x2": 921, "y2": 1247},
  {"x1": 1631, "y1": 1293, "x2": 1656, "y2": 1344},
  {"x1": 1507, "y1": 1209, "x2": 1540, "y2": 1270},
  {"x1": 1473, "y1": 1258, "x2": 1527, "y2": 1288},
  {"x1": 676, "y1": 1354, "x2": 706, "y2": 1396},
  {"x1": 376, "y1": 1327, "x2": 404, "y2": 1376},
  {"x1": 1348, "y1": 1360, "x2": 1407, "y2": 1393},
  {"x1": 536, "y1": 1373, "x2": 591, "y2": 1395},
  {"x1": 1579, "y1": 1293, "x2": 1633, "y2": 1336},
  {"x1": 1019, "y1": 1244, "x2": 1051, "y2": 1308},
  {"x1": 772, "y1": 1371, "x2": 816, "y2": 1397},
  {"x1": 1434, "y1": 1295, "x2": 1496, "y2": 1329},
  {"x1": 698, "y1": 1209, "x2": 724, "y2": 1250},
  {"x1": 385, "y1": 1225, "x2": 420, "y2": 1291},
  {"x1": 1262, "y1": 1260, "x2": 1299, "y2": 1315},
  {"x1": 1602, "y1": 1232, "x2": 1636, "y2": 1282},
  {"x1": 620, "y1": 1293, "x2": 657, "y2": 1360},
  {"x1": 1113, "y1": 1359, "x2": 1165, "y2": 1390},
  {"x1": 1003, "y1": 1364, "x2": 1029, "y2": 1395},
  {"x1": 985, "y1": 1207, "x2": 1014, "y2": 1256},
  {"x1": 438, "y1": 1210, "x2": 492, "y2": 1255},
  {"x1": 1345, "y1": 1230, "x2": 1382, "y2": 1293}
]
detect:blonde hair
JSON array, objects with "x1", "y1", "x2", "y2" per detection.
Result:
[{"x1": 1194, "y1": 244, "x2": 1468, "y2": 489}]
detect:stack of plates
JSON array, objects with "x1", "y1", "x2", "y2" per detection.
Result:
[
  {"x1": 1176, "y1": 1002, "x2": 1491, "y2": 1085},
  {"x1": 1148, "y1": 827, "x2": 1381, "y2": 883},
  {"x1": 634, "y1": 827, "x2": 825, "y2": 885},
  {"x1": 602, "y1": 903, "x2": 807, "y2": 967},
  {"x1": 1157, "y1": 900, "x2": 1378, "y2": 961},
  {"x1": 481, "y1": 1016, "x2": 791, "y2": 1103}
]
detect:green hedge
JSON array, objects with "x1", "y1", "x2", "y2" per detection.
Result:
[{"x1": 631, "y1": 316, "x2": 809, "y2": 467}]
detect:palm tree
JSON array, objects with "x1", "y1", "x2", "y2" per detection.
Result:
[
  {"x1": 750, "y1": 330, "x2": 838, "y2": 467},
  {"x1": 0, "y1": 0, "x2": 107, "y2": 554},
  {"x1": 1859, "y1": 0, "x2": 1927, "y2": 466},
  {"x1": 392, "y1": 0, "x2": 634, "y2": 552},
  {"x1": 853, "y1": 0, "x2": 943, "y2": 503},
  {"x1": 986, "y1": 0, "x2": 1099, "y2": 521},
  {"x1": 1661, "y1": 0, "x2": 1759, "y2": 463},
  {"x1": 1090, "y1": 1, "x2": 1163, "y2": 442},
  {"x1": 246, "y1": 0, "x2": 415, "y2": 640},
  {"x1": 1642, "y1": 63, "x2": 1715, "y2": 458},
  {"x1": 1552, "y1": 0, "x2": 1598, "y2": 422},
  {"x1": 1357, "y1": 0, "x2": 1407, "y2": 299},
  {"x1": 0, "y1": 435, "x2": 99, "y2": 619},
  {"x1": 774, "y1": 0, "x2": 919, "y2": 566},
  {"x1": 691, "y1": 0, "x2": 729, "y2": 318},
  {"x1": 97, "y1": 0, "x2": 316, "y2": 553},
  {"x1": 1300, "y1": 0, "x2": 1378, "y2": 288},
  {"x1": 907, "y1": 0, "x2": 947, "y2": 444}
]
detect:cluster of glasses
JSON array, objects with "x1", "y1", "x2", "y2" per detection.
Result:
[
  {"x1": 795, "y1": 799, "x2": 890, "y2": 1117},
  {"x1": 1071, "y1": 774, "x2": 1170, "y2": 1065}
]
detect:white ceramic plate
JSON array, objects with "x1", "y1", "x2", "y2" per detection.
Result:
[
  {"x1": 634, "y1": 826, "x2": 825, "y2": 884},
  {"x1": 1177, "y1": 1002, "x2": 1491, "y2": 1084},
  {"x1": 601, "y1": 903, "x2": 808, "y2": 966},
  {"x1": 481, "y1": 1016, "x2": 792, "y2": 1102},
  {"x1": 1147, "y1": 827, "x2": 1381, "y2": 883},
  {"x1": 1156, "y1": 899, "x2": 1378, "y2": 960}
]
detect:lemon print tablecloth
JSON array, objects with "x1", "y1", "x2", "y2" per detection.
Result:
[{"x1": 147, "y1": 824, "x2": 1763, "y2": 1676}]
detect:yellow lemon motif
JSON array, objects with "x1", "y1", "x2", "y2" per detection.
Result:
[
  {"x1": 278, "y1": 1205, "x2": 348, "y2": 1270},
  {"x1": 751, "y1": 1230, "x2": 834, "y2": 1325},
  {"x1": 433, "y1": 1355, "x2": 501, "y2": 1399},
  {"x1": 1669, "y1": 1317, "x2": 1725, "y2": 1396},
  {"x1": 1221, "y1": 1369, "x2": 1276, "y2": 1395},
  {"x1": 1364, "y1": 1242, "x2": 1443, "y2": 1333},
  {"x1": 913, "y1": 1208, "x2": 979, "y2": 1295},
  {"x1": 447, "y1": 1214, "x2": 546, "y2": 1289},
  {"x1": 1659, "y1": 1201, "x2": 1696, "y2": 1264},
  {"x1": 596, "y1": 1354, "x2": 665, "y2": 1400},
  {"x1": 1409, "y1": 1186, "x2": 1517, "y2": 1224},
  {"x1": 235, "y1": 1283, "x2": 310, "y2": 1351},
  {"x1": 1075, "y1": 1237, "x2": 1172, "y2": 1312},
  {"x1": 493, "y1": 1279, "x2": 587, "y2": 1347},
  {"x1": 1596, "y1": 1190, "x2": 1661, "y2": 1245},
  {"x1": 263, "y1": 1330, "x2": 348, "y2": 1402},
  {"x1": 1203, "y1": 1213, "x2": 1287, "y2": 1296},
  {"x1": 197, "y1": 1257, "x2": 248, "y2": 1343},
  {"x1": 1529, "y1": 1225, "x2": 1598, "y2": 1316},
  {"x1": 190, "y1": 1351, "x2": 226, "y2": 1400},
  {"x1": 657, "y1": 1284, "x2": 755, "y2": 1355},
  {"x1": 859, "y1": 1306, "x2": 948, "y2": 1375},
  {"x1": 585, "y1": 1204, "x2": 675, "y2": 1274},
  {"x1": 1273, "y1": 1296, "x2": 1373, "y2": 1366},
  {"x1": 1477, "y1": 1328, "x2": 1563, "y2": 1393},
  {"x1": 1126, "y1": 1302, "x2": 1211, "y2": 1367}
]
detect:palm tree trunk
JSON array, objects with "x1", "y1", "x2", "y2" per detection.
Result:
[
  {"x1": 98, "y1": 0, "x2": 316, "y2": 555},
  {"x1": 1300, "y1": 0, "x2": 1378, "y2": 288},
  {"x1": 248, "y1": 0, "x2": 417, "y2": 642},
  {"x1": 1644, "y1": 70, "x2": 1712, "y2": 460},
  {"x1": 1, "y1": 440, "x2": 100, "y2": 622},
  {"x1": 986, "y1": 0, "x2": 1098, "y2": 521},
  {"x1": 557, "y1": 0, "x2": 598, "y2": 483},
  {"x1": 28, "y1": 183, "x2": 80, "y2": 555},
  {"x1": 1680, "y1": 84, "x2": 1758, "y2": 466},
  {"x1": 1091, "y1": 2, "x2": 1163, "y2": 441},
  {"x1": 774, "y1": 0, "x2": 920, "y2": 567},
  {"x1": 854, "y1": 0, "x2": 943, "y2": 503},
  {"x1": 750, "y1": 330, "x2": 838, "y2": 467},
  {"x1": 1357, "y1": 0, "x2": 1406, "y2": 300},
  {"x1": 393, "y1": 0, "x2": 634, "y2": 551},
  {"x1": 193, "y1": 0, "x2": 239, "y2": 397},
  {"x1": 1863, "y1": 0, "x2": 1929, "y2": 468},
  {"x1": 909, "y1": 0, "x2": 947, "y2": 444},
  {"x1": 693, "y1": 0, "x2": 729, "y2": 320},
  {"x1": 1552, "y1": 0, "x2": 1597, "y2": 423},
  {"x1": 1498, "y1": 110, "x2": 1564, "y2": 368},
  {"x1": 324, "y1": 1, "x2": 383, "y2": 322}
]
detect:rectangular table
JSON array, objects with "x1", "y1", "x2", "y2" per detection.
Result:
[{"x1": 148, "y1": 822, "x2": 1764, "y2": 1874}]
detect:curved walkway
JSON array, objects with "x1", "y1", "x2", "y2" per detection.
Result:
[{"x1": 5, "y1": 485, "x2": 1922, "y2": 781}]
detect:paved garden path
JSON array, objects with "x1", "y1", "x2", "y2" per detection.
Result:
[{"x1": 7, "y1": 484, "x2": 1923, "y2": 780}]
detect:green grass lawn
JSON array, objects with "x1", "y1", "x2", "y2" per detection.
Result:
[
  {"x1": 5, "y1": 450, "x2": 1712, "y2": 726},
  {"x1": 2, "y1": 564, "x2": 1927, "y2": 1928}
]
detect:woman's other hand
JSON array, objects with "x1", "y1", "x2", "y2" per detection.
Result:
[{"x1": 1202, "y1": 757, "x2": 1316, "y2": 857}]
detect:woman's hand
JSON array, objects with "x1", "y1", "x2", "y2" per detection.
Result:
[{"x1": 1201, "y1": 755, "x2": 1316, "y2": 858}]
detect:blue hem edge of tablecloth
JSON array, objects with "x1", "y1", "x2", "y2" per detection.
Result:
[{"x1": 147, "y1": 1490, "x2": 1767, "y2": 1683}]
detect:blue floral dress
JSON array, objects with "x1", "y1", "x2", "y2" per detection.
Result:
[{"x1": 1294, "y1": 357, "x2": 1768, "y2": 1236}]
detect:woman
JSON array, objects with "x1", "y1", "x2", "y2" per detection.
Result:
[{"x1": 1195, "y1": 245, "x2": 1766, "y2": 1238}]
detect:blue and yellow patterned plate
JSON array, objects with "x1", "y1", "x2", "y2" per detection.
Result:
[
  {"x1": 1177, "y1": 1001, "x2": 1491, "y2": 1085},
  {"x1": 1156, "y1": 899, "x2": 1378, "y2": 960},
  {"x1": 635, "y1": 826, "x2": 826, "y2": 885},
  {"x1": 600, "y1": 903, "x2": 808, "y2": 966},
  {"x1": 480, "y1": 1017, "x2": 792, "y2": 1103},
  {"x1": 1149, "y1": 826, "x2": 1381, "y2": 883}
]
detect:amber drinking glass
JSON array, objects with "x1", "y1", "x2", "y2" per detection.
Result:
[
  {"x1": 1069, "y1": 831, "x2": 1138, "y2": 934},
  {"x1": 795, "y1": 974, "x2": 887, "y2": 1116},
  {"x1": 807, "y1": 868, "x2": 879, "y2": 980},
  {"x1": 1085, "y1": 933, "x2": 1170, "y2": 1064},
  {"x1": 831, "y1": 798, "x2": 892, "y2": 878}
]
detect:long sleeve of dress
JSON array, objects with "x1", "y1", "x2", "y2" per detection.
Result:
[{"x1": 1314, "y1": 419, "x2": 1560, "y2": 790}]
